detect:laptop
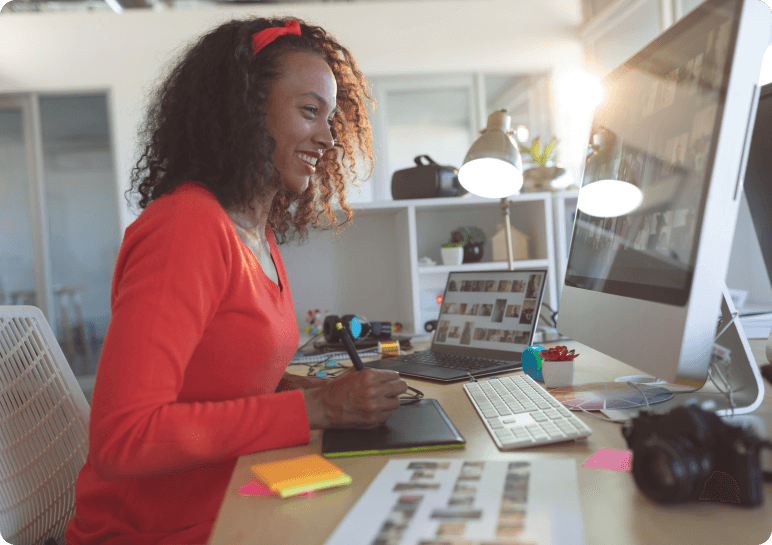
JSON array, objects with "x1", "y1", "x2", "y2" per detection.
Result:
[{"x1": 365, "y1": 269, "x2": 548, "y2": 382}]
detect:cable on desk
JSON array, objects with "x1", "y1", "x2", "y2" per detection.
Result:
[
  {"x1": 566, "y1": 405, "x2": 629, "y2": 424},
  {"x1": 626, "y1": 381, "x2": 649, "y2": 408},
  {"x1": 714, "y1": 310, "x2": 740, "y2": 342},
  {"x1": 399, "y1": 386, "x2": 425, "y2": 405},
  {"x1": 540, "y1": 303, "x2": 558, "y2": 328},
  {"x1": 297, "y1": 332, "x2": 322, "y2": 352}
]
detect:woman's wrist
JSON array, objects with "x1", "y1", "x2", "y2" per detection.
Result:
[
  {"x1": 302, "y1": 387, "x2": 329, "y2": 429},
  {"x1": 277, "y1": 372, "x2": 330, "y2": 392}
]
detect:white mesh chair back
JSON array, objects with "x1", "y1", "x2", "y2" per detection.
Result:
[{"x1": 0, "y1": 306, "x2": 90, "y2": 545}]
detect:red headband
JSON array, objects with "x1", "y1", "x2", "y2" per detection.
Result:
[{"x1": 252, "y1": 20, "x2": 301, "y2": 55}]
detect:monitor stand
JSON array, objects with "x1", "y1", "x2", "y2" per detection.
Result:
[{"x1": 599, "y1": 284, "x2": 767, "y2": 421}]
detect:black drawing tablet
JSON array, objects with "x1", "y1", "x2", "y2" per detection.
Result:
[{"x1": 322, "y1": 398, "x2": 465, "y2": 458}]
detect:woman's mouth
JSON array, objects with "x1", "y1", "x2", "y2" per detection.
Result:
[{"x1": 298, "y1": 153, "x2": 318, "y2": 173}]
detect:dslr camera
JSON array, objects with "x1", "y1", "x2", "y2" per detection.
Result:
[{"x1": 622, "y1": 403, "x2": 769, "y2": 506}]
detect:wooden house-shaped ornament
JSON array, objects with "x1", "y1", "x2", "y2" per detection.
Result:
[{"x1": 492, "y1": 223, "x2": 530, "y2": 262}]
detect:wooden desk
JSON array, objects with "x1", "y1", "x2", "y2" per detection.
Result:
[{"x1": 209, "y1": 340, "x2": 772, "y2": 545}]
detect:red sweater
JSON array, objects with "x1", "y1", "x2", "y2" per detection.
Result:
[{"x1": 65, "y1": 182, "x2": 307, "y2": 545}]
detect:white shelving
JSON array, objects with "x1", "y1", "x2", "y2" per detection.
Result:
[
  {"x1": 281, "y1": 191, "x2": 574, "y2": 337},
  {"x1": 418, "y1": 260, "x2": 550, "y2": 275}
]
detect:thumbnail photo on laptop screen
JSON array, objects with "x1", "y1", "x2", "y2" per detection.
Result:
[{"x1": 433, "y1": 271, "x2": 546, "y2": 350}]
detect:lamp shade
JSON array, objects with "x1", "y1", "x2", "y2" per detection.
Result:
[{"x1": 458, "y1": 110, "x2": 524, "y2": 199}]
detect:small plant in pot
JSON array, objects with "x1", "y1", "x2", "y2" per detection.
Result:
[
  {"x1": 539, "y1": 345, "x2": 579, "y2": 388},
  {"x1": 519, "y1": 137, "x2": 568, "y2": 192},
  {"x1": 440, "y1": 240, "x2": 465, "y2": 266},
  {"x1": 451, "y1": 227, "x2": 486, "y2": 263}
]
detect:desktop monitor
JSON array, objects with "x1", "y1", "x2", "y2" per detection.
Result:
[
  {"x1": 557, "y1": 0, "x2": 770, "y2": 415},
  {"x1": 742, "y1": 81, "x2": 772, "y2": 367},
  {"x1": 743, "y1": 82, "x2": 772, "y2": 294}
]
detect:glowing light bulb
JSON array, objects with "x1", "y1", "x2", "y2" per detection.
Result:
[{"x1": 458, "y1": 158, "x2": 524, "y2": 199}]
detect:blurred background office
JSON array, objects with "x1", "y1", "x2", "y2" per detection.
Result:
[{"x1": 1, "y1": 0, "x2": 771, "y2": 402}]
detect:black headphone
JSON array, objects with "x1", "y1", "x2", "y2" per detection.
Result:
[{"x1": 322, "y1": 314, "x2": 393, "y2": 343}]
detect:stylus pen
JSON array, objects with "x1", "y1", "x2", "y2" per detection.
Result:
[
  {"x1": 336, "y1": 322, "x2": 365, "y2": 370},
  {"x1": 336, "y1": 322, "x2": 425, "y2": 401}
]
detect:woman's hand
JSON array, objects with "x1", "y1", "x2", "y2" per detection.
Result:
[
  {"x1": 302, "y1": 368, "x2": 409, "y2": 429},
  {"x1": 276, "y1": 372, "x2": 331, "y2": 391}
]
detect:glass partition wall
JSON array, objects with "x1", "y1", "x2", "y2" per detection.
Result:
[{"x1": 0, "y1": 92, "x2": 120, "y2": 399}]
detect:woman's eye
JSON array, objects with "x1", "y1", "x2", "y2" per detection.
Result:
[{"x1": 304, "y1": 106, "x2": 317, "y2": 115}]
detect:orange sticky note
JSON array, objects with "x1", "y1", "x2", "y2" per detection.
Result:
[
  {"x1": 581, "y1": 448, "x2": 632, "y2": 472},
  {"x1": 251, "y1": 454, "x2": 351, "y2": 498},
  {"x1": 239, "y1": 478, "x2": 313, "y2": 497}
]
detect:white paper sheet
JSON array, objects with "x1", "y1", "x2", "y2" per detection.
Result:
[{"x1": 324, "y1": 459, "x2": 585, "y2": 545}]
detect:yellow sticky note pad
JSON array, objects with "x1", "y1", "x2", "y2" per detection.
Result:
[{"x1": 251, "y1": 454, "x2": 352, "y2": 498}]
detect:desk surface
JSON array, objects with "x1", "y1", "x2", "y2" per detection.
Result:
[{"x1": 209, "y1": 340, "x2": 772, "y2": 545}]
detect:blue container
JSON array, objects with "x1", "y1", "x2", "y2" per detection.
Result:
[{"x1": 522, "y1": 345, "x2": 545, "y2": 382}]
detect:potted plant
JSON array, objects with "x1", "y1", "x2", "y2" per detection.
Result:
[
  {"x1": 539, "y1": 345, "x2": 579, "y2": 388},
  {"x1": 451, "y1": 226, "x2": 486, "y2": 263},
  {"x1": 519, "y1": 137, "x2": 569, "y2": 192},
  {"x1": 440, "y1": 241, "x2": 465, "y2": 266}
]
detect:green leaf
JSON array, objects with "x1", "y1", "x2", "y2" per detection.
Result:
[
  {"x1": 529, "y1": 138, "x2": 541, "y2": 161},
  {"x1": 543, "y1": 139, "x2": 557, "y2": 160}
]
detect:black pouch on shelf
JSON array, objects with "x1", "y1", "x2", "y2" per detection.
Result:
[{"x1": 391, "y1": 155, "x2": 467, "y2": 200}]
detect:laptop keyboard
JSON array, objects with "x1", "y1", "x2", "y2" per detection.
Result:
[{"x1": 400, "y1": 351, "x2": 512, "y2": 371}]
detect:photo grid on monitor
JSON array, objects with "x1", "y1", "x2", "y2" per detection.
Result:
[{"x1": 432, "y1": 270, "x2": 546, "y2": 351}]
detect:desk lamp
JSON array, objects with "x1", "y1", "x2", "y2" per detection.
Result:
[{"x1": 457, "y1": 109, "x2": 523, "y2": 270}]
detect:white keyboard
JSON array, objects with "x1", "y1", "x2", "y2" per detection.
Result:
[{"x1": 464, "y1": 374, "x2": 593, "y2": 450}]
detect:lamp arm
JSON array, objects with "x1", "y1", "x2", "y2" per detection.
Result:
[{"x1": 501, "y1": 197, "x2": 514, "y2": 271}]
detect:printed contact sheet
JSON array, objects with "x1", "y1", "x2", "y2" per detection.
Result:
[{"x1": 323, "y1": 459, "x2": 585, "y2": 545}]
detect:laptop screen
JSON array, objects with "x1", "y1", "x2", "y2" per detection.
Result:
[{"x1": 431, "y1": 269, "x2": 548, "y2": 361}]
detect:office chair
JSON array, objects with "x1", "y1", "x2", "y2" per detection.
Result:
[{"x1": 0, "y1": 306, "x2": 90, "y2": 545}]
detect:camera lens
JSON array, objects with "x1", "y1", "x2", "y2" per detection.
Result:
[
  {"x1": 649, "y1": 450, "x2": 678, "y2": 488},
  {"x1": 632, "y1": 437, "x2": 712, "y2": 503}
]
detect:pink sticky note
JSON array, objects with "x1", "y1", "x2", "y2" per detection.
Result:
[
  {"x1": 239, "y1": 478, "x2": 277, "y2": 496},
  {"x1": 581, "y1": 448, "x2": 632, "y2": 472}
]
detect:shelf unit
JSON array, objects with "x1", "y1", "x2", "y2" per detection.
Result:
[{"x1": 281, "y1": 191, "x2": 571, "y2": 337}]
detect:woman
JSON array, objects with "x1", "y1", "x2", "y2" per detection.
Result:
[{"x1": 65, "y1": 17, "x2": 407, "y2": 545}]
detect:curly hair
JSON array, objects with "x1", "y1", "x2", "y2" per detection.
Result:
[{"x1": 127, "y1": 16, "x2": 374, "y2": 244}]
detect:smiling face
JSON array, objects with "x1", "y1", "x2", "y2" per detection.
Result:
[{"x1": 265, "y1": 51, "x2": 337, "y2": 194}]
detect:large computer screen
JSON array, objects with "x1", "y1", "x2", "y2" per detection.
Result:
[
  {"x1": 743, "y1": 82, "x2": 772, "y2": 282},
  {"x1": 566, "y1": 0, "x2": 739, "y2": 306},
  {"x1": 557, "y1": 0, "x2": 769, "y2": 414}
]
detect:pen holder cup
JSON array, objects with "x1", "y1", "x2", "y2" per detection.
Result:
[
  {"x1": 522, "y1": 345, "x2": 545, "y2": 382},
  {"x1": 541, "y1": 359, "x2": 575, "y2": 388}
]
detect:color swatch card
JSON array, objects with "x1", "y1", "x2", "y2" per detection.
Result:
[
  {"x1": 250, "y1": 454, "x2": 351, "y2": 498},
  {"x1": 323, "y1": 458, "x2": 585, "y2": 545}
]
